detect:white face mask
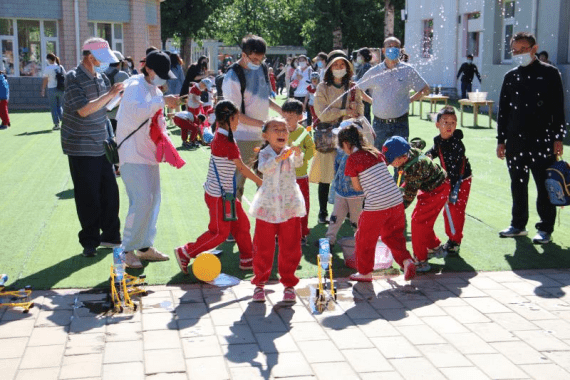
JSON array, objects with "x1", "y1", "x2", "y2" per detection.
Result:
[
  {"x1": 513, "y1": 52, "x2": 533, "y2": 67},
  {"x1": 151, "y1": 74, "x2": 166, "y2": 87},
  {"x1": 298, "y1": 61, "x2": 307, "y2": 69},
  {"x1": 332, "y1": 69, "x2": 346, "y2": 78}
]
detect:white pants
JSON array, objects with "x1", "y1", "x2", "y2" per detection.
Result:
[
  {"x1": 325, "y1": 195, "x2": 364, "y2": 245},
  {"x1": 121, "y1": 163, "x2": 161, "y2": 251}
]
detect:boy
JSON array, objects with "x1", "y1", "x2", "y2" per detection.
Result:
[
  {"x1": 426, "y1": 106, "x2": 472, "y2": 256},
  {"x1": 304, "y1": 72, "x2": 320, "y2": 126},
  {"x1": 283, "y1": 99, "x2": 316, "y2": 244},
  {"x1": 383, "y1": 136, "x2": 449, "y2": 272},
  {"x1": 187, "y1": 78, "x2": 212, "y2": 118}
]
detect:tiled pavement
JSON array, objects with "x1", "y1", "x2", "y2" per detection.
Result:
[{"x1": 1, "y1": 269, "x2": 570, "y2": 380}]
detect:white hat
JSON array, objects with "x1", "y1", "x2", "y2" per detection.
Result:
[
  {"x1": 82, "y1": 40, "x2": 118, "y2": 63},
  {"x1": 332, "y1": 119, "x2": 359, "y2": 135},
  {"x1": 113, "y1": 51, "x2": 125, "y2": 61}
]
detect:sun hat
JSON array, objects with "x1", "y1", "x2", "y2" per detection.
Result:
[
  {"x1": 310, "y1": 72, "x2": 320, "y2": 80},
  {"x1": 82, "y1": 40, "x2": 118, "y2": 63},
  {"x1": 145, "y1": 51, "x2": 176, "y2": 80},
  {"x1": 200, "y1": 78, "x2": 213, "y2": 90},
  {"x1": 382, "y1": 136, "x2": 411, "y2": 164},
  {"x1": 324, "y1": 50, "x2": 353, "y2": 74}
]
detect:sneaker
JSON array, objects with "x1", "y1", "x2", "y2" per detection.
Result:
[
  {"x1": 403, "y1": 259, "x2": 416, "y2": 281},
  {"x1": 182, "y1": 141, "x2": 192, "y2": 148},
  {"x1": 52, "y1": 124, "x2": 61, "y2": 130},
  {"x1": 318, "y1": 212, "x2": 328, "y2": 224},
  {"x1": 137, "y1": 247, "x2": 169, "y2": 261},
  {"x1": 0, "y1": 125, "x2": 7, "y2": 130},
  {"x1": 499, "y1": 226, "x2": 528, "y2": 238},
  {"x1": 283, "y1": 287, "x2": 296, "y2": 303},
  {"x1": 442, "y1": 240, "x2": 460, "y2": 257},
  {"x1": 532, "y1": 231, "x2": 551, "y2": 245},
  {"x1": 81, "y1": 247, "x2": 97, "y2": 257},
  {"x1": 239, "y1": 257, "x2": 253, "y2": 270},
  {"x1": 349, "y1": 272, "x2": 373, "y2": 282},
  {"x1": 100, "y1": 241, "x2": 121, "y2": 248},
  {"x1": 252, "y1": 286, "x2": 266, "y2": 302},
  {"x1": 427, "y1": 245, "x2": 447, "y2": 259},
  {"x1": 415, "y1": 261, "x2": 431, "y2": 273},
  {"x1": 226, "y1": 233, "x2": 235, "y2": 242},
  {"x1": 174, "y1": 246, "x2": 190, "y2": 274},
  {"x1": 124, "y1": 251, "x2": 143, "y2": 268}
]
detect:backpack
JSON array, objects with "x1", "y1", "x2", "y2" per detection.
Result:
[
  {"x1": 228, "y1": 62, "x2": 270, "y2": 113},
  {"x1": 545, "y1": 160, "x2": 570, "y2": 206},
  {"x1": 55, "y1": 65, "x2": 65, "y2": 91},
  {"x1": 106, "y1": 67, "x2": 119, "y2": 86}
]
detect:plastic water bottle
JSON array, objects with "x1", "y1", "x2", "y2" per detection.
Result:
[
  {"x1": 318, "y1": 238, "x2": 331, "y2": 270},
  {"x1": 0, "y1": 274, "x2": 7, "y2": 286},
  {"x1": 113, "y1": 247, "x2": 125, "y2": 282}
]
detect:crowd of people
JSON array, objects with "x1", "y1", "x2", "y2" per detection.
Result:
[{"x1": 21, "y1": 29, "x2": 565, "y2": 303}]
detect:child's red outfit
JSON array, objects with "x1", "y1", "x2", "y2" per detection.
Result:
[
  {"x1": 344, "y1": 149, "x2": 413, "y2": 273},
  {"x1": 269, "y1": 73, "x2": 277, "y2": 93},
  {"x1": 172, "y1": 115, "x2": 200, "y2": 143},
  {"x1": 187, "y1": 83, "x2": 204, "y2": 118},
  {"x1": 398, "y1": 148, "x2": 449, "y2": 261},
  {"x1": 0, "y1": 73, "x2": 10, "y2": 127},
  {"x1": 178, "y1": 128, "x2": 253, "y2": 261},
  {"x1": 249, "y1": 145, "x2": 306, "y2": 287}
]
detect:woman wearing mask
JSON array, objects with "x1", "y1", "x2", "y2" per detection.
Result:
[
  {"x1": 355, "y1": 48, "x2": 373, "y2": 122},
  {"x1": 41, "y1": 53, "x2": 66, "y2": 130},
  {"x1": 292, "y1": 55, "x2": 313, "y2": 125},
  {"x1": 115, "y1": 50, "x2": 180, "y2": 268},
  {"x1": 180, "y1": 55, "x2": 210, "y2": 98},
  {"x1": 309, "y1": 50, "x2": 363, "y2": 224},
  {"x1": 313, "y1": 52, "x2": 327, "y2": 80}
]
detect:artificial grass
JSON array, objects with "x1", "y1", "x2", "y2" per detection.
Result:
[{"x1": 1, "y1": 98, "x2": 569, "y2": 290}]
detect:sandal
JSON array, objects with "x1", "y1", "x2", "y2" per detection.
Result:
[
  {"x1": 283, "y1": 287, "x2": 296, "y2": 303},
  {"x1": 252, "y1": 286, "x2": 266, "y2": 303}
]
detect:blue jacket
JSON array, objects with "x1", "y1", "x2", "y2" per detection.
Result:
[
  {"x1": 332, "y1": 149, "x2": 364, "y2": 198},
  {"x1": 0, "y1": 74, "x2": 8, "y2": 100}
]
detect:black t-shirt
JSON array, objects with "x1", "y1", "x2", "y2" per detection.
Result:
[{"x1": 457, "y1": 62, "x2": 481, "y2": 83}]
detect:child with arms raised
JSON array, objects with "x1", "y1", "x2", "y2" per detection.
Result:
[
  {"x1": 339, "y1": 124, "x2": 416, "y2": 282},
  {"x1": 174, "y1": 100, "x2": 262, "y2": 274},
  {"x1": 250, "y1": 118, "x2": 306, "y2": 303}
]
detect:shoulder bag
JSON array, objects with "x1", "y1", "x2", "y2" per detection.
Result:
[{"x1": 104, "y1": 118, "x2": 149, "y2": 164}]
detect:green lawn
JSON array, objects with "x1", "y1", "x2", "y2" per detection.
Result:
[{"x1": 1, "y1": 98, "x2": 569, "y2": 290}]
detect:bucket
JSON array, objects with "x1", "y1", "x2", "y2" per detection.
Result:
[
  {"x1": 338, "y1": 237, "x2": 394, "y2": 270},
  {"x1": 467, "y1": 92, "x2": 487, "y2": 102}
]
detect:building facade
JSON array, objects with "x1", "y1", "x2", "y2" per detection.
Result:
[
  {"x1": 404, "y1": 0, "x2": 570, "y2": 117},
  {"x1": 0, "y1": 0, "x2": 163, "y2": 109}
]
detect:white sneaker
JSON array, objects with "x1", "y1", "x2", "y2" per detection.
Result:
[
  {"x1": 125, "y1": 251, "x2": 143, "y2": 268},
  {"x1": 427, "y1": 245, "x2": 447, "y2": 259},
  {"x1": 137, "y1": 247, "x2": 169, "y2": 261}
]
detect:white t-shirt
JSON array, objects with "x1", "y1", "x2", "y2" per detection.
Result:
[
  {"x1": 116, "y1": 74, "x2": 164, "y2": 166},
  {"x1": 43, "y1": 64, "x2": 63, "y2": 89},
  {"x1": 293, "y1": 67, "x2": 312, "y2": 97}
]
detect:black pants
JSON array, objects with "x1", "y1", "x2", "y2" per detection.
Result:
[
  {"x1": 68, "y1": 155, "x2": 121, "y2": 249},
  {"x1": 294, "y1": 96, "x2": 312, "y2": 126},
  {"x1": 506, "y1": 149, "x2": 556, "y2": 233},
  {"x1": 318, "y1": 183, "x2": 330, "y2": 216},
  {"x1": 460, "y1": 81, "x2": 472, "y2": 99}
]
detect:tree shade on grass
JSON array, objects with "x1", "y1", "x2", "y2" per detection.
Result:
[{"x1": 1, "y1": 100, "x2": 569, "y2": 290}]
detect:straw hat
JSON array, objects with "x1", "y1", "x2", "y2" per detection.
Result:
[{"x1": 324, "y1": 50, "x2": 353, "y2": 73}]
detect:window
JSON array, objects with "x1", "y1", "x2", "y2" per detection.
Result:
[
  {"x1": 422, "y1": 19, "x2": 434, "y2": 58},
  {"x1": 502, "y1": 0, "x2": 515, "y2": 62},
  {"x1": 466, "y1": 12, "x2": 480, "y2": 57},
  {"x1": 0, "y1": 19, "x2": 15, "y2": 75},
  {"x1": 88, "y1": 22, "x2": 123, "y2": 53}
]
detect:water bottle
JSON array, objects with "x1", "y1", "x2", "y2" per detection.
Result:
[
  {"x1": 113, "y1": 247, "x2": 125, "y2": 282},
  {"x1": 0, "y1": 274, "x2": 7, "y2": 286},
  {"x1": 438, "y1": 84, "x2": 442, "y2": 95},
  {"x1": 318, "y1": 238, "x2": 331, "y2": 270}
]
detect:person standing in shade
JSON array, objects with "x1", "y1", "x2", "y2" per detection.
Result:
[
  {"x1": 456, "y1": 54, "x2": 482, "y2": 99},
  {"x1": 61, "y1": 38, "x2": 124, "y2": 257},
  {"x1": 497, "y1": 32, "x2": 566, "y2": 244}
]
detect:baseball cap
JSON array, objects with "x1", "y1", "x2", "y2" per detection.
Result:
[
  {"x1": 113, "y1": 51, "x2": 125, "y2": 61},
  {"x1": 145, "y1": 51, "x2": 176, "y2": 80},
  {"x1": 382, "y1": 136, "x2": 411, "y2": 164},
  {"x1": 82, "y1": 40, "x2": 118, "y2": 63}
]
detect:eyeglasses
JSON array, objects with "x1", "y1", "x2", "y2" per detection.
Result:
[
  {"x1": 246, "y1": 54, "x2": 265, "y2": 65},
  {"x1": 511, "y1": 45, "x2": 533, "y2": 55}
]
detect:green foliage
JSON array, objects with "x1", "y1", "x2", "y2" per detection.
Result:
[{"x1": 160, "y1": 0, "x2": 223, "y2": 43}]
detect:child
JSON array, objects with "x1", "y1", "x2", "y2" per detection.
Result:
[
  {"x1": 282, "y1": 99, "x2": 316, "y2": 244},
  {"x1": 425, "y1": 106, "x2": 472, "y2": 256},
  {"x1": 383, "y1": 136, "x2": 449, "y2": 272},
  {"x1": 268, "y1": 67, "x2": 277, "y2": 97},
  {"x1": 200, "y1": 78, "x2": 215, "y2": 116},
  {"x1": 186, "y1": 78, "x2": 211, "y2": 118},
  {"x1": 304, "y1": 72, "x2": 320, "y2": 126},
  {"x1": 0, "y1": 71, "x2": 10, "y2": 129},
  {"x1": 174, "y1": 100, "x2": 262, "y2": 274},
  {"x1": 250, "y1": 118, "x2": 306, "y2": 303},
  {"x1": 340, "y1": 124, "x2": 415, "y2": 281},
  {"x1": 172, "y1": 112, "x2": 206, "y2": 148}
]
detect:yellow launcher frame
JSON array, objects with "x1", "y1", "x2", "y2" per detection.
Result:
[
  {"x1": 315, "y1": 254, "x2": 336, "y2": 311},
  {"x1": 110, "y1": 267, "x2": 147, "y2": 312},
  {"x1": 0, "y1": 285, "x2": 34, "y2": 313}
]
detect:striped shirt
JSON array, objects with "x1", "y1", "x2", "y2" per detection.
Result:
[
  {"x1": 203, "y1": 129, "x2": 240, "y2": 197},
  {"x1": 61, "y1": 64, "x2": 111, "y2": 156},
  {"x1": 345, "y1": 149, "x2": 402, "y2": 211}
]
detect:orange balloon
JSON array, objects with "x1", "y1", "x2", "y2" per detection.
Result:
[{"x1": 192, "y1": 252, "x2": 222, "y2": 282}]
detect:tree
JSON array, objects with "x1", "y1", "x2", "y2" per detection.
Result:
[{"x1": 384, "y1": 0, "x2": 395, "y2": 38}]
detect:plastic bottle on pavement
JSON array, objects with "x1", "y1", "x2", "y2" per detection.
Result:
[
  {"x1": 0, "y1": 274, "x2": 7, "y2": 286},
  {"x1": 318, "y1": 238, "x2": 331, "y2": 270}
]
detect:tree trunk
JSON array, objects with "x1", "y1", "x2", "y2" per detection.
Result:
[
  {"x1": 180, "y1": 37, "x2": 192, "y2": 68},
  {"x1": 384, "y1": 0, "x2": 395, "y2": 39},
  {"x1": 332, "y1": 26, "x2": 343, "y2": 49}
]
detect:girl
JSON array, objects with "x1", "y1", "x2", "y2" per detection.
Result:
[
  {"x1": 40, "y1": 53, "x2": 65, "y2": 130},
  {"x1": 250, "y1": 118, "x2": 306, "y2": 303},
  {"x1": 338, "y1": 123, "x2": 416, "y2": 282},
  {"x1": 174, "y1": 100, "x2": 262, "y2": 274}
]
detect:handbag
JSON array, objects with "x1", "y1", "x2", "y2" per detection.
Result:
[
  {"x1": 314, "y1": 84, "x2": 355, "y2": 153},
  {"x1": 104, "y1": 118, "x2": 149, "y2": 164}
]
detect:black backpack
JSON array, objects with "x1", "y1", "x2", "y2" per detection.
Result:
[
  {"x1": 107, "y1": 67, "x2": 119, "y2": 86},
  {"x1": 55, "y1": 65, "x2": 65, "y2": 91},
  {"x1": 228, "y1": 62, "x2": 270, "y2": 113}
]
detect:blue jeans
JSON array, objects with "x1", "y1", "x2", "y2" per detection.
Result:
[
  {"x1": 47, "y1": 88, "x2": 64, "y2": 125},
  {"x1": 372, "y1": 117, "x2": 410, "y2": 151}
]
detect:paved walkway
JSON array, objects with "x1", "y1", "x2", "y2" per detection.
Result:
[{"x1": 1, "y1": 269, "x2": 570, "y2": 380}]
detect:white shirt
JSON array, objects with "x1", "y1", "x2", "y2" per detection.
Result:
[
  {"x1": 116, "y1": 74, "x2": 164, "y2": 166},
  {"x1": 43, "y1": 64, "x2": 62, "y2": 88},
  {"x1": 293, "y1": 67, "x2": 312, "y2": 97}
]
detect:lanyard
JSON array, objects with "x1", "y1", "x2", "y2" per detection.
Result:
[{"x1": 211, "y1": 159, "x2": 236, "y2": 196}]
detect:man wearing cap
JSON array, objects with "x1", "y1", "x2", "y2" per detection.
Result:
[
  {"x1": 105, "y1": 51, "x2": 130, "y2": 133},
  {"x1": 357, "y1": 37, "x2": 430, "y2": 150},
  {"x1": 61, "y1": 37, "x2": 125, "y2": 257}
]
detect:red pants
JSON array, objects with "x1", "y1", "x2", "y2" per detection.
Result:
[
  {"x1": 184, "y1": 193, "x2": 253, "y2": 260},
  {"x1": 252, "y1": 217, "x2": 302, "y2": 287},
  {"x1": 0, "y1": 100, "x2": 9, "y2": 126},
  {"x1": 355, "y1": 204, "x2": 412, "y2": 274},
  {"x1": 173, "y1": 116, "x2": 200, "y2": 143},
  {"x1": 309, "y1": 105, "x2": 319, "y2": 126},
  {"x1": 445, "y1": 177, "x2": 471, "y2": 244},
  {"x1": 296, "y1": 177, "x2": 310, "y2": 237},
  {"x1": 411, "y1": 180, "x2": 451, "y2": 261}
]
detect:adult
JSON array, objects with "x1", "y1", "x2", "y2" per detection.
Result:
[
  {"x1": 496, "y1": 32, "x2": 566, "y2": 244},
  {"x1": 292, "y1": 55, "x2": 313, "y2": 125},
  {"x1": 287, "y1": 57, "x2": 297, "y2": 98},
  {"x1": 115, "y1": 50, "x2": 179, "y2": 267},
  {"x1": 358, "y1": 37, "x2": 429, "y2": 150},
  {"x1": 355, "y1": 47, "x2": 373, "y2": 122},
  {"x1": 166, "y1": 53, "x2": 185, "y2": 96},
  {"x1": 310, "y1": 50, "x2": 364, "y2": 224},
  {"x1": 60, "y1": 37, "x2": 124, "y2": 257},
  {"x1": 537, "y1": 50, "x2": 552, "y2": 65},
  {"x1": 180, "y1": 55, "x2": 210, "y2": 98},
  {"x1": 313, "y1": 52, "x2": 327, "y2": 80},
  {"x1": 222, "y1": 34, "x2": 282, "y2": 201},
  {"x1": 124, "y1": 56, "x2": 138, "y2": 75},
  {"x1": 41, "y1": 53, "x2": 66, "y2": 130},
  {"x1": 104, "y1": 51, "x2": 130, "y2": 132},
  {"x1": 456, "y1": 54, "x2": 482, "y2": 99},
  {"x1": 275, "y1": 63, "x2": 286, "y2": 95}
]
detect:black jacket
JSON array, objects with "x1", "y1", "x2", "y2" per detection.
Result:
[
  {"x1": 426, "y1": 130, "x2": 472, "y2": 187},
  {"x1": 457, "y1": 62, "x2": 481, "y2": 83}
]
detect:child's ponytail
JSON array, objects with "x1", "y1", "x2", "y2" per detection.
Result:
[
  {"x1": 337, "y1": 123, "x2": 379, "y2": 158},
  {"x1": 214, "y1": 100, "x2": 239, "y2": 143}
]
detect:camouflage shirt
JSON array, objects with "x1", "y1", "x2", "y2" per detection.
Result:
[{"x1": 397, "y1": 148, "x2": 446, "y2": 208}]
